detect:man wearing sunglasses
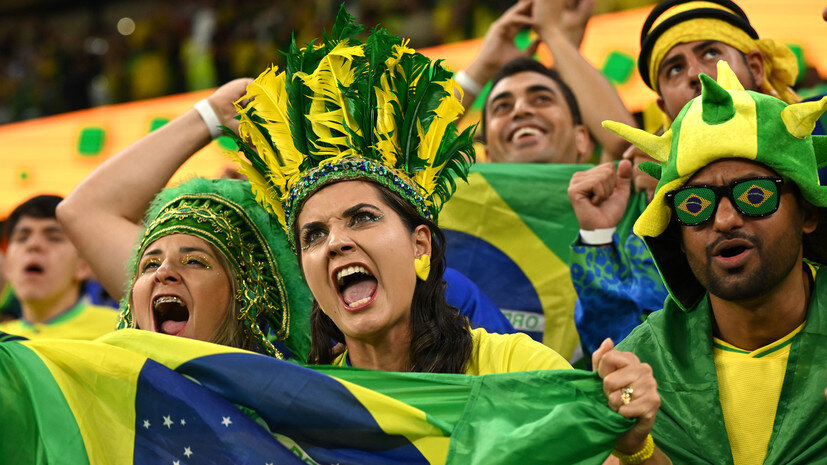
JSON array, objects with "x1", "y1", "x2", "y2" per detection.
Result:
[{"x1": 600, "y1": 61, "x2": 827, "y2": 464}]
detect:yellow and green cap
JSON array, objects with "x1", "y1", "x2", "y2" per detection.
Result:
[{"x1": 603, "y1": 60, "x2": 827, "y2": 308}]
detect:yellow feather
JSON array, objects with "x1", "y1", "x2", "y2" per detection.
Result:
[
  {"x1": 224, "y1": 151, "x2": 286, "y2": 226},
  {"x1": 384, "y1": 41, "x2": 415, "y2": 70},
  {"x1": 413, "y1": 79, "x2": 465, "y2": 197},
  {"x1": 373, "y1": 72, "x2": 399, "y2": 167},
  {"x1": 300, "y1": 41, "x2": 364, "y2": 152},
  {"x1": 236, "y1": 66, "x2": 305, "y2": 182}
]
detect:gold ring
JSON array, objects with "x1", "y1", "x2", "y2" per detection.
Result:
[{"x1": 621, "y1": 387, "x2": 634, "y2": 405}]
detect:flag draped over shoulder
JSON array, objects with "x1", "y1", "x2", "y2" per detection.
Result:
[
  {"x1": 440, "y1": 163, "x2": 593, "y2": 359},
  {"x1": 0, "y1": 330, "x2": 632, "y2": 464}
]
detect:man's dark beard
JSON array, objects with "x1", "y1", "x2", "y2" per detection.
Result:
[{"x1": 689, "y1": 231, "x2": 801, "y2": 302}]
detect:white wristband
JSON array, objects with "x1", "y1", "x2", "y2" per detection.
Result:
[
  {"x1": 454, "y1": 70, "x2": 484, "y2": 96},
  {"x1": 194, "y1": 99, "x2": 223, "y2": 139},
  {"x1": 579, "y1": 228, "x2": 616, "y2": 245}
]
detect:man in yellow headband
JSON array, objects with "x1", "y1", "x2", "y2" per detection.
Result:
[
  {"x1": 567, "y1": 0, "x2": 826, "y2": 355},
  {"x1": 639, "y1": 0, "x2": 806, "y2": 122}
]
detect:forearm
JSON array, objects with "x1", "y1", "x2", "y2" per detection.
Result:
[
  {"x1": 58, "y1": 107, "x2": 212, "y2": 299},
  {"x1": 62, "y1": 108, "x2": 211, "y2": 224},
  {"x1": 571, "y1": 240, "x2": 645, "y2": 352},
  {"x1": 539, "y1": 28, "x2": 634, "y2": 160},
  {"x1": 643, "y1": 447, "x2": 672, "y2": 464},
  {"x1": 458, "y1": 57, "x2": 499, "y2": 114}
]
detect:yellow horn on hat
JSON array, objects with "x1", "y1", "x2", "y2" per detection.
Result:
[
  {"x1": 602, "y1": 120, "x2": 673, "y2": 163},
  {"x1": 781, "y1": 96, "x2": 827, "y2": 139},
  {"x1": 714, "y1": 60, "x2": 745, "y2": 92}
]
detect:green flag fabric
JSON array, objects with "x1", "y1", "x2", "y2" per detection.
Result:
[{"x1": 0, "y1": 329, "x2": 634, "y2": 464}]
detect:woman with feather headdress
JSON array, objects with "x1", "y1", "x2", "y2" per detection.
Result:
[{"x1": 230, "y1": 8, "x2": 670, "y2": 462}]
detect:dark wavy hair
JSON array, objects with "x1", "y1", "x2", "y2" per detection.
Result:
[{"x1": 299, "y1": 183, "x2": 473, "y2": 373}]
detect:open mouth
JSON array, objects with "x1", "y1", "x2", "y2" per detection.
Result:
[
  {"x1": 718, "y1": 245, "x2": 749, "y2": 258},
  {"x1": 153, "y1": 296, "x2": 190, "y2": 335},
  {"x1": 23, "y1": 264, "x2": 44, "y2": 275},
  {"x1": 508, "y1": 125, "x2": 546, "y2": 143},
  {"x1": 335, "y1": 265, "x2": 378, "y2": 310}
]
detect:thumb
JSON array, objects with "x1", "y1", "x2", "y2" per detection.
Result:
[
  {"x1": 615, "y1": 159, "x2": 633, "y2": 193},
  {"x1": 592, "y1": 338, "x2": 614, "y2": 372}
]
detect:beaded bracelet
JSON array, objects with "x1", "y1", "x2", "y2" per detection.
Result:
[{"x1": 611, "y1": 434, "x2": 654, "y2": 464}]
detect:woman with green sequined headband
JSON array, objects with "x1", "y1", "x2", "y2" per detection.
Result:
[{"x1": 58, "y1": 79, "x2": 311, "y2": 360}]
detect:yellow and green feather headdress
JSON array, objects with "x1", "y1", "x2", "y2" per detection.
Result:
[
  {"x1": 224, "y1": 6, "x2": 475, "y2": 247},
  {"x1": 603, "y1": 60, "x2": 827, "y2": 309}
]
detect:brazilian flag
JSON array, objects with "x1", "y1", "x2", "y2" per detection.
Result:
[
  {"x1": 0, "y1": 330, "x2": 632, "y2": 464},
  {"x1": 441, "y1": 163, "x2": 592, "y2": 360}
]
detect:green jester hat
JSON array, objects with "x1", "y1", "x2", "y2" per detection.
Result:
[{"x1": 602, "y1": 60, "x2": 827, "y2": 310}]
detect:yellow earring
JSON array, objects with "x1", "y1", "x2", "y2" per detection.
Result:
[{"x1": 414, "y1": 254, "x2": 430, "y2": 281}]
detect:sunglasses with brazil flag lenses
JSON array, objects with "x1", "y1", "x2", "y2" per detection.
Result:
[{"x1": 665, "y1": 176, "x2": 785, "y2": 226}]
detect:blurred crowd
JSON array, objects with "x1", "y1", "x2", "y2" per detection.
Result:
[{"x1": 0, "y1": 0, "x2": 655, "y2": 124}]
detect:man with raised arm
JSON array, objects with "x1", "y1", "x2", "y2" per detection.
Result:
[{"x1": 456, "y1": 0, "x2": 635, "y2": 164}]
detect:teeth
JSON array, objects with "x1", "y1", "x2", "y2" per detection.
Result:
[
  {"x1": 348, "y1": 296, "x2": 371, "y2": 307},
  {"x1": 154, "y1": 296, "x2": 183, "y2": 309},
  {"x1": 512, "y1": 127, "x2": 542, "y2": 141},
  {"x1": 336, "y1": 265, "x2": 372, "y2": 286}
]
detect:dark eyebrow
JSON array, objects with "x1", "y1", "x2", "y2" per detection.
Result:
[
  {"x1": 43, "y1": 226, "x2": 64, "y2": 234},
  {"x1": 300, "y1": 221, "x2": 325, "y2": 234},
  {"x1": 488, "y1": 90, "x2": 514, "y2": 105},
  {"x1": 343, "y1": 203, "x2": 381, "y2": 218},
  {"x1": 143, "y1": 248, "x2": 162, "y2": 257},
  {"x1": 660, "y1": 53, "x2": 684, "y2": 72},
  {"x1": 692, "y1": 40, "x2": 719, "y2": 54},
  {"x1": 299, "y1": 203, "x2": 382, "y2": 234},
  {"x1": 180, "y1": 246, "x2": 214, "y2": 257},
  {"x1": 525, "y1": 84, "x2": 556, "y2": 95}
]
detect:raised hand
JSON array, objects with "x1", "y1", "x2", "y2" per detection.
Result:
[
  {"x1": 206, "y1": 77, "x2": 253, "y2": 135},
  {"x1": 568, "y1": 159, "x2": 633, "y2": 231},
  {"x1": 463, "y1": 0, "x2": 540, "y2": 92}
]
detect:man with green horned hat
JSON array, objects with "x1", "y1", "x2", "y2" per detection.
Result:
[{"x1": 603, "y1": 60, "x2": 827, "y2": 464}]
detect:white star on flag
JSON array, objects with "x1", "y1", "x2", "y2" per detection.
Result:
[
  {"x1": 173, "y1": 461, "x2": 180, "y2": 465},
  {"x1": 142, "y1": 420, "x2": 150, "y2": 429},
  {"x1": 183, "y1": 447, "x2": 193, "y2": 458},
  {"x1": 163, "y1": 415, "x2": 174, "y2": 428},
  {"x1": 180, "y1": 419, "x2": 186, "y2": 426},
  {"x1": 221, "y1": 416, "x2": 232, "y2": 427}
]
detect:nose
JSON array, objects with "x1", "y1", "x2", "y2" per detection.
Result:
[
  {"x1": 512, "y1": 96, "x2": 535, "y2": 118},
  {"x1": 326, "y1": 224, "x2": 356, "y2": 257},
  {"x1": 685, "y1": 58, "x2": 704, "y2": 94},
  {"x1": 712, "y1": 196, "x2": 744, "y2": 233},
  {"x1": 153, "y1": 260, "x2": 181, "y2": 283}
]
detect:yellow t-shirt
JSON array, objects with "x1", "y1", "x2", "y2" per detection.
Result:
[
  {"x1": 333, "y1": 328, "x2": 572, "y2": 374},
  {"x1": 0, "y1": 302, "x2": 118, "y2": 340},
  {"x1": 713, "y1": 322, "x2": 804, "y2": 465}
]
